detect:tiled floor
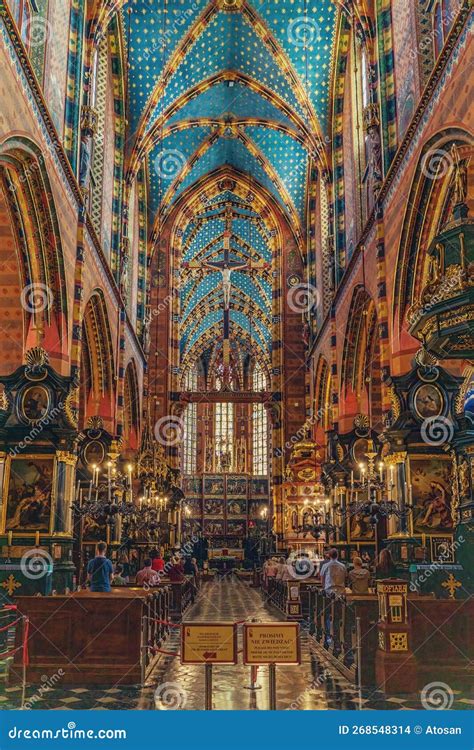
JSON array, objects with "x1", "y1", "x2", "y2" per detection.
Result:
[{"x1": 0, "y1": 578, "x2": 471, "y2": 710}]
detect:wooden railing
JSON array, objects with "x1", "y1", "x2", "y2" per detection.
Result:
[
  {"x1": 311, "y1": 588, "x2": 379, "y2": 685},
  {"x1": 158, "y1": 577, "x2": 195, "y2": 621}
]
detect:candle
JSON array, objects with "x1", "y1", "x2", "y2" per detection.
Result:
[
  {"x1": 7, "y1": 531, "x2": 12, "y2": 547},
  {"x1": 127, "y1": 464, "x2": 133, "y2": 490},
  {"x1": 379, "y1": 462, "x2": 384, "y2": 482},
  {"x1": 350, "y1": 470, "x2": 354, "y2": 488},
  {"x1": 88, "y1": 479, "x2": 93, "y2": 503},
  {"x1": 35, "y1": 531, "x2": 40, "y2": 547},
  {"x1": 107, "y1": 462, "x2": 112, "y2": 504}
]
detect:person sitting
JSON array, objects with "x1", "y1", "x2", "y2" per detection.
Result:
[
  {"x1": 87, "y1": 542, "x2": 113, "y2": 593},
  {"x1": 151, "y1": 551, "x2": 165, "y2": 573},
  {"x1": 374, "y1": 548, "x2": 397, "y2": 578},
  {"x1": 348, "y1": 556, "x2": 370, "y2": 594},
  {"x1": 167, "y1": 558, "x2": 185, "y2": 582},
  {"x1": 135, "y1": 559, "x2": 159, "y2": 587},
  {"x1": 111, "y1": 563, "x2": 127, "y2": 586}
]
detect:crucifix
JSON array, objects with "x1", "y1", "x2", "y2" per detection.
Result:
[{"x1": 182, "y1": 204, "x2": 270, "y2": 386}]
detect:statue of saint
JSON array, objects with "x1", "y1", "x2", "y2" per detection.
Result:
[{"x1": 451, "y1": 143, "x2": 470, "y2": 207}]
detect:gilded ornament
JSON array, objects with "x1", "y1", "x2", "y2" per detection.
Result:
[{"x1": 1, "y1": 575, "x2": 21, "y2": 597}]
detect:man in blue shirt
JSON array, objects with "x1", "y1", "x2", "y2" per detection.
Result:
[{"x1": 87, "y1": 542, "x2": 113, "y2": 592}]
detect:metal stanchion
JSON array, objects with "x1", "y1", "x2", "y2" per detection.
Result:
[
  {"x1": 140, "y1": 615, "x2": 147, "y2": 685},
  {"x1": 21, "y1": 616, "x2": 29, "y2": 710},
  {"x1": 244, "y1": 665, "x2": 262, "y2": 690},
  {"x1": 205, "y1": 663, "x2": 213, "y2": 710},
  {"x1": 268, "y1": 664, "x2": 276, "y2": 710},
  {"x1": 356, "y1": 616, "x2": 362, "y2": 691}
]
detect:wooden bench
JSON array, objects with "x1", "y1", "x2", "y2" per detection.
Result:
[{"x1": 12, "y1": 587, "x2": 170, "y2": 686}]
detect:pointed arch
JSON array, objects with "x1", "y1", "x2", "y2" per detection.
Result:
[
  {"x1": 79, "y1": 290, "x2": 115, "y2": 429},
  {"x1": 123, "y1": 359, "x2": 141, "y2": 450},
  {"x1": 0, "y1": 136, "x2": 68, "y2": 373},
  {"x1": 392, "y1": 129, "x2": 473, "y2": 338}
]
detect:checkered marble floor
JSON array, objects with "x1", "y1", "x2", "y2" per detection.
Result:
[{"x1": 0, "y1": 578, "x2": 471, "y2": 710}]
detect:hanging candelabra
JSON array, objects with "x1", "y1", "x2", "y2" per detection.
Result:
[{"x1": 334, "y1": 441, "x2": 413, "y2": 526}]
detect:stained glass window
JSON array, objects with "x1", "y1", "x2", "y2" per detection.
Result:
[
  {"x1": 215, "y1": 402, "x2": 234, "y2": 473},
  {"x1": 252, "y1": 363, "x2": 268, "y2": 476},
  {"x1": 183, "y1": 368, "x2": 198, "y2": 474}
]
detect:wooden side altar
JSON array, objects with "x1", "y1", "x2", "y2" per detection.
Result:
[{"x1": 12, "y1": 588, "x2": 169, "y2": 685}]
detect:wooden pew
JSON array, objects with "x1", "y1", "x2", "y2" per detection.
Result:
[
  {"x1": 158, "y1": 577, "x2": 195, "y2": 620},
  {"x1": 12, "y1": 587, "x2": 170, "y2": 686}
]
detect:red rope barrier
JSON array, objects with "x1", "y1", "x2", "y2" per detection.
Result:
[
  {"x1": 152, "y1": 618, "x2": 247, "y2": 628},
  {"x1": 0, "y1": 645, "x2": 23, "y2": 660},
  {"x1": 0, "y1": 617, "x2": 22, "y2": 633},
  {"x1": 150, "y1": 647, "x2": 181, "y2": 657},
  {"x1": 22, "y1": 618, "x2": 29, "y2": 667}
]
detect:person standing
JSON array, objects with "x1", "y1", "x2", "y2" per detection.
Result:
[
  {"x1": 87, "y1": 542, "x2": 113, "y2": 593},
  {"x1": 320, "y1": 548, "x2": 346, "y2": 648}
]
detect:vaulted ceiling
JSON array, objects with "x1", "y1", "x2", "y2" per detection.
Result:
[{"x1": 122, "y1": 0, "x2": 339, "y2": 375}]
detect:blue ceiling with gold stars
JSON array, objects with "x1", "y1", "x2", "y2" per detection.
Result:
[{"x1": 123, "y1": 0, "x2": 338, "y2": 372}]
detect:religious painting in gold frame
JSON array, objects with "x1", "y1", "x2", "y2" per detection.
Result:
[
  {"x1": 352, "y1": 437, "x2": 370, "y2": 466},
  {"x1": 413, "y1": 384, "x2": 444, "y2": 420},
  {"x1": 409, "y1": 456, "x2": 454, "y2": 535},
  {"x1": 2, "y1": 455, "x2": 55, "y2": 534},
  {"x1": 20, "y1": 385, "x2": 50, "y2": 423},
  {"x1": 83, "y1": 440, "x2": 106, "y2": 468},
  {"x1": 347, "y1": 507, "x2": 376, "y2": 542}
]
